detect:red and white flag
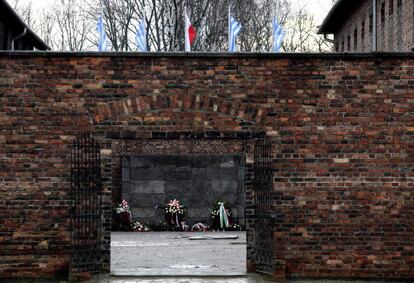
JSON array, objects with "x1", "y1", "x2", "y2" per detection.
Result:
[{"x1": 185, "y1": 9, "x2": 196, "y2": 52}]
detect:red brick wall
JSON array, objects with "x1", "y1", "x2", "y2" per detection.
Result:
[
  {"x1": 0, "y1": 52, "x2": 414, "y2": 280},
  {"x1": 334, "y1": 0, "x2": 414, "y2": 52}
]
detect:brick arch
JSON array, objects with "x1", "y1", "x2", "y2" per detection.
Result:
[{"x1": 91, "y1": 94, "x2": 267, "y2": 125}]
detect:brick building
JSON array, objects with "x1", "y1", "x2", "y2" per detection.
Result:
[
  {"x1": 0, "y1": 0, "x2": 49, "y2": 50},
  {"x1": 0, "y1": 52, "x2": 414, "y2": 281},
  {"x1": 318, "y1": 0, "x2": 414, "y2": 52}
]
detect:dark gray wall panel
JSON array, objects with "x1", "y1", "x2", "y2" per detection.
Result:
[{"x1": 122, "y1": 155, "x2": 245, "y2": 226}]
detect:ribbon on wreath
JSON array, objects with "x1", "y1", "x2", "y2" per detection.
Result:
[
  {"x1": 175, "y1": 213, "x2": 180, "y2": 227},
  {"x1": 219, "y1": 202, "x2": 229, "y2": 229},
  {"x1": 168, "y1": 211, "x2": 180, "y2": 227},
  {"x1": 168, "y1": 199, "x2": 182, "y2": 227}
]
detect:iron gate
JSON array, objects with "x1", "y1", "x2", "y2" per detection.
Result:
[
  {"x1": 70, "y1": 134, "x2": 102, "y2": 274},
  {"x1": 253, "y1": 138, "x2": 274, "y2": 274}
]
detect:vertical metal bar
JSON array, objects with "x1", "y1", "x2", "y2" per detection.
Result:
[
  {"x1": 70, "y1": 139, "x2": 74, "y2": 271},
  {"x1": 76, "y1": 137, "x2": 80, "y2": 270},
  {"x1": 253, "y1": 138, "x2": 274, "y2": 274},
  {"x1": 70, "y1": 134, "x2": 101, "y2": 274},
  {"x1": 81, "y1": 136, "x2": 84, "y2": 270},
  {"x1": 372, "y1": 0, "x2": 377, "y2": 51},
  {"x1": 87, "y1": 135, "x2": 89, "y2": 255},
  {"x1": 96, "y1": 137, "x2": 101, "y2": 271}
]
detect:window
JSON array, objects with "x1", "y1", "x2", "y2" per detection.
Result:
[
  {"x1": 354, "y1": 28, "x2": 358, "y2": 50},
  {"x1": 361, "y1": 20, "x2": 365, "y2": 41},
  {"x1": 341, "y1": 40, "x2": 345, "y2": 52},
  {"x1": 397, "y1": 0, "x2": 402, "y2": 50},
  {"x1": 369, "y1": 13, "x2": 373, "y2": 33},
  {"x1": 389, "y1": 0, "x2": 394, "y2": 15},
  {"x1": 347, "y1": 35, "x2": 351, "y2": 51},
  {"x1": 381, "y1": 1, "x2": 385, "y2": 24}
]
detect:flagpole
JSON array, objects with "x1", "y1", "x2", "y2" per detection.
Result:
[
  {"x1": 184, "y1": 7, "x2": 186, "y2": 52},
  {"x1": 272, "y1": 15, "x2": 275, "y2": 53},
  {"x1": 228, "y1": 6, "x2": 231, "y2": 52},
  {"x1": 144, "y1": 18, "x2": 147, "y2": 52},
  {"x1": 184, "y1": 7, "x2": 189, "y2": 52}
]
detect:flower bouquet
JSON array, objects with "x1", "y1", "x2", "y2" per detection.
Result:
[
  {"x1": 191, "y1": 222, "x2": 210, "y2": 232},
  {"x1": 114, "y1": 199, "x2": 132, "y2": 231},
  {"x1": 132, "y1": 221, "x2": 150, "y2": 232},
  {"x1": 165, "y1": 199, "x2": 186, "y2": 230},
  {"x1": 211, "y1": 201, "x2": 232, "y2": 231}
]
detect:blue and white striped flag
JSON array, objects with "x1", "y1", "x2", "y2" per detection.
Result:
[
  {"x1": 272, "y1": 16, "x2": 285, "y2": 52},
  {"x1": 136, "y1": 18, "x2": 147, "y2": 52},
  {"x1": 96, "y1": 15, "x2": 108, "y2": 51},
  {"x1": 228, "y1": 8, "x2": 242, "y2": 52}
]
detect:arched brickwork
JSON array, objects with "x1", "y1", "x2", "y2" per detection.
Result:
[
  {"x1": 89, "y1": 97, "x2": 274, "y2": 275},
  {"x1": 91, "y1": 94, "x2": 267, "y2": 126}
]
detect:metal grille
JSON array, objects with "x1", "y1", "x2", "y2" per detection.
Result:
[
  {"x1": 253, "y1": 138, "x2": 274, "y2": 274},
  {"x1": 70, "y1": 134, "x2": 102, "y2": 274}
]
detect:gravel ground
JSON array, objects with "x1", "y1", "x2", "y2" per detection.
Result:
[{"x1": 111, "y1": 232, "x2": 246, "y2": 276}]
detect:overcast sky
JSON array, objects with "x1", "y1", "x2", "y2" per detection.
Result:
[
  {"x1": 26, "y1": 0, "x2": 334, "y2": 26},
  {"x1": 298, "y1": 0, "x2": 333, "y2": 25}
]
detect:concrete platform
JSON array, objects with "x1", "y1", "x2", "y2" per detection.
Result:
[
  {"x1": 111, "y1": 232, "x2": 246, "y2": 277},
  {"x1": 91, "y1": 275, "x2": 271, "y2": 283},
  {"x1": 89, "y1": 275, "x2": 406, "y2": 283}
]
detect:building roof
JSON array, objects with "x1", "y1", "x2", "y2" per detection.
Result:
[
  {"x1": 318, "y1": 0, "x2": 363, "y2": 34},
  {"x1": 0, "y1": 0, "x2": 50, "y2": 50}
]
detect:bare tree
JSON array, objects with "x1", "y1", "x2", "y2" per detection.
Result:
[
  {"x1": 37, "y1": 8, "x2": 56, "y2": 49},
  {"x1": 237, "y1": 0, "x2": 291, "y2": 52},
  {"x1": 8, "y1": 0, "x2": 333, "y2": 53},
  {"x1": 282, "y1": 5, "x2": 331, "y2": 52},
  {"x1": 53, "y1": 0, "x2": 93, "y2": 51},
  {"x1": 9, "y1": 0, "x2": 36, "y2": 29},
  {"x1": 83, "y1": 0, "x2": 137, "y2": 51},
  {"x1": 189, "y1": 0, "x2": 229, "y2": 52}
]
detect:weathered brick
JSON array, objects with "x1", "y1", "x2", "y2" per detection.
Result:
[
  {"x1": 0, "y1": 53, "x2": 413, "y2": 281},
  {"x1": 333, "y1": 0, "x2": 414, "y2": 52}
]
